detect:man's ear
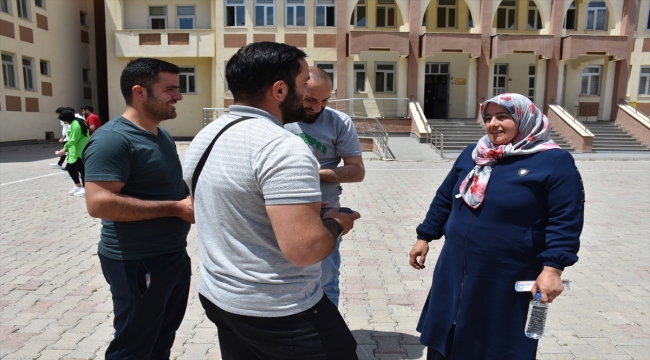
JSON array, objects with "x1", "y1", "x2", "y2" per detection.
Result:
[
  {"x1": 132, "y1": 85, "x2": 146, "y2": 103},
  {"x1": 271, "y1": 80, "x2": 288, "y2": 102}
]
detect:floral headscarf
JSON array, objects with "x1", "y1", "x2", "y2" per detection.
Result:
[{"x1": 457, "y1": 93, "x2": 560, "y2": 208}]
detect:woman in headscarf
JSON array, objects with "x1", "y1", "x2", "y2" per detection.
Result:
[
  {"x1": 409, "y1": 93, "x2": 584, "y2": 359},
  {"x1": 56, "y1": 110, "x2": 90, "y2": 197}
]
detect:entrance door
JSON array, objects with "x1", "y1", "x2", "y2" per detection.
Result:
[
  {"x1": 424, "y1": 63, "x2": 450, "y2": 119},
  {"x1": 493, "y1": 64, "x2": 508, "y2": 96}
]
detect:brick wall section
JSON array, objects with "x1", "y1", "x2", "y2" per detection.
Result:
[
  {"x1": 19, "y1": 26, "x2": 33, "y2": 43},
  {"x1": 36, "y1": 14, "x2": 48, "y2": 30},
  {"x1": 253, "y1": 34, "x2": 275, "y2": 43},
  {"x1": 0, "y1": 19, "x2": 14, "y2": 38},
  {"x1": 41, "y1": 82, "x2": 52, "y2": 96},
  {"x1": 139, "y1": 33, "x2": 161, "y2": 45},
  {"x1": 284, "y1": 34, "x2": 306, "y2": 48},
  {"x1": 5, "y1": 96, "x2": 22, "y2": 111},
  {"x1": 224, "y1": 34, "x2": 246, "y2": 48},
  {"x1": 224, "y1": 98, "x2": 234, "y2": 107},
  {"x1": 313, "y1": 34, "x2": 336, "y2": 48},
  {"x1": 168, "y1": 33, "x2": 189, "y2": 45},
  {"x1": 81, "y1": 30, "x2": 89, "y2": 44},
  {"x1": 643, "y1": 39, "x2": 650, "y2": 52},
  {"x1": 25, "y1": 98, "x2": 39, "y2": 112}
]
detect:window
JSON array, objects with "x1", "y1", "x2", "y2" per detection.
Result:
[
  {"x1": 179, "y1": 67, "x2": 196, "y2": 94},
  {"x1": 17, "y1": 0, "x2": 28, "y2": 19},
  {"x1": 22, "y1": 57, "x2": 34, "y2": 90},
  {"x1": 422, "y1": 11, "x2": 427, "y2": 27},
  {"x1": 255, "y1": 0, "x2": 275, "y2": 26},
  {"x1": 467, "y1": 9, "x2": 474, "y2": 28},
  {"x1": 351, "y1": 0, "x2": 366, "y2": 27},
  {"x1": 1, "y1": 0, "x2": 9, "y2": 13},
  {"x1": 647, "y1": 5, "x2": 650, "y2": 30},
  {"x1": 177, "y1": 6, "x2": 195, "y2": 29},
  {"x1": 315, "y1": 0, "x2": 335, "y2": 27},
  {"x1": 354, "y1": 63, "x2": 366, "y2": 93},
  {"x1": 586, "y1": 1, "x2": 607, "y2": 30},
  {"x1": 493, "y1": 64, "x2": 508, "y2": 95},
  {"x1": 286, "y1": 0, "x2": 305, "y2": 26},
  {"x1": 376, "y1": 0, "x2": 395, "y2": 28},
  {"x1": 580, "y1": 66, "x2": 601, "y2": 95},
  {"x1": 315, "y1": 62, "x2": 335, "y2": 89},
  {"x1": 80, "y1": 11, "x2": 86, "y2": 25},
  {"x1": 34, "y1": 0, "x2": 43, "y2": 8},
  {"x1": 375, "y1": 63, "x2": 395, "y2": 93},
  {"x1": 226, "y1": 0, "x2": 245, "y2": 27},
  {"x1": 496, "y1": 0, "x2": 516, "y2": 29},
  {"x1": 437, "y1": 0, "x2": 456, "y2": 28},
  {"x1": 82, "y1": 68, "x2": 90, "y2": 82},
  {"x1": 527, "y1": 1, "x2": 541, "y2": 29},
  {"x1": 2, "y1": 53, "x2": 16, "y2": 88},
  {"x1": 638, "y1": 67, "x2": 650, "y2": 95},
  {"x1": 564, "y1": 1, "x2": 576, "y2": 30},
  {"x1": 148, "y1": 6, "x2": 166, "y2": 29},
  {"x1": 39, "y1": 60, "x2": 49, "y2": 75},
  {"x1": 528, "y1": 65, "x2": 535, "y2": 101}
]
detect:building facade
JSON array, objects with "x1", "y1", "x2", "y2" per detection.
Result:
[{"x1": 0, "y1": 0, "x2": 98, "y2": 143}]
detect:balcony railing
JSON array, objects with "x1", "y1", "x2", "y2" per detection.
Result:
[
  {"x1": 203, "y1": 108, "x2": 230, "y2": 127},
  {"x1": 328, "y1": 98, "x2": 410, "y2": 119},
  {"x1": 115, "y1": 29, "x2": 215, "y2": 58}
]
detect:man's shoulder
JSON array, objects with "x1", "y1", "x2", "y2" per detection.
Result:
[{"x1": 323, "y1": 107, "x2": 352, "y2": 123}]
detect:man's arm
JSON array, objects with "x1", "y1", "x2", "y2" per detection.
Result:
[
  {"x1": 318, "y1": 156, "x2": 365, "y2": 183},
  {"x1": 85, "y1": 181, "x2": 194, "y2": 223},
  {"x1": 266, "y1": 202, "x2": 360, "y2": 267}
]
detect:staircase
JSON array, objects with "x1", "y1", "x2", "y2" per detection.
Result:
[
  {"x1": 427, "y1": 119, "x2": 574, "y2": 152},
  {"x1": 582, "y1": 121, "x2": 650, "y2": 152}
]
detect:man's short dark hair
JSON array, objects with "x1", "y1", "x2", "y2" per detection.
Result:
[
  {"x1": 55, "y1": 107, "x2": 66, "y2": 114},
  {"x1": 120, "y1": 58, "x2": 180, "y2": 104},
  {"x1": 226, "y1": 42, "x2": 307, "y2": 105},
  {"x1": 81, "y1": 105, "x2": 94, "y2": 113}
]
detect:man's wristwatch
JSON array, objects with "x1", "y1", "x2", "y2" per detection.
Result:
[{"x1": 323, "y1": 218, "x2": 344, "y2": 239}]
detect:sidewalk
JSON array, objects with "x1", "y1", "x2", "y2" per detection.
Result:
[{"x1": 1, "y1": 143, "x2": 649, "y2": 359}]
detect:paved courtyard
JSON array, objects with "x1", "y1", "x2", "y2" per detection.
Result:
[{"x1": 1, "y1": 142, "x2": 649, "y2": 359}]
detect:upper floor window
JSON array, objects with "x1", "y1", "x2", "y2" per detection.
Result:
[
  {"x1": 80, "y1": 11, "x2": 87, "y2": 25},
  {"x1": 639, "y1": 67, "x2": 650, "y2": 95},
  {"x1": 17, "y1": 0, "x2": 28, "y2": 19},
  {"x1": 0, "y1": 0, "x2": 9, "y2": 14},
  {"x1": 375, "y1": 63, "x2": 395, "y2": 93},
  {"x1": 468, "y1": 9, "x2": 474, "y2": 28},
  {"x1": 586, "y1": 1, "x2": 607, "y2": 30},
  {"x1": 437, "y1": 0, "x2": 456, "y2": 28},
  {"x1": 496, "y1": 0, "x2": 516, "y2": 29},
  {"x1": 2, "y1": 53, "x2": 17, "y2": 88},
  {"x1": 286, "y1": 0, "x2": 306, "y2": 27},
  {"x1": 226, "y1": 0, "x2": 245, "y2": 27},
  {"x1": 377, "y1": 0, "x2": 396, "y2": 28},
  {"x1": 351, "y1": 0, "x2": 367, "y2": 27},
  {"x1": 581, "y1": 66, "x2": 601, "y2": 95},
  {"x1": 177, "y1": 6, "x2": 195, "y2": 29},
  {"x1": 179, "y1": 67, "x2": 196, "y2": 94},
  {"x1": 39, "y1": 60, "x2": 49, "y2": 76},
  {"x1": 564, "y1": 1, "x2": 576, "y2": 30},
  {"x1": 255, "y1": 0, "x2": 275, "y2": 27},
  {"x1": 22, "y1": 57, "x2": 34, "y2": 90},
  {"x1": 527, "y1": 1, "x2": 541, "y2": 29},
  {"x1": 354, "y1": 62, "x2": 366, "y2": 93},
  {"x1": 315, "y1": 0, "x2": 335, "y2": 27},
  {"x1": 35, "y1": 0, "x2": 43, "y2": 9},
  {"x1": 149, "y1": 6, "x2": 167, "y2": 29}
]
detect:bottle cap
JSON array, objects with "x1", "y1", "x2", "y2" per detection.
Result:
[{"x1": 535, "y1": 292, "x2": 541, "y2": 299}]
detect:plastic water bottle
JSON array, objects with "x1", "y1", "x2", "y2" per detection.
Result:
[{"x1": 525, "y1": 292, "x2": 548, "y2": 339}]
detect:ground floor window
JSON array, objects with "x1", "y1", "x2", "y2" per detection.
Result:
[
  {"x1": 528, "y1": 65, "x2": 535, "y2": 101},
  {"x1": 375, "y1": 63, "x2": 395, "y2": 93},
  {"x1": 581, "y1": 66, "x2": 601, "y2": 96},
  {"x1": 638, "y1": 67, "x2": 650, "y2": 95},
  {"x1": 493, "y1": 64, "x2": 508, "y2": 96},
  {"x1": 315, "y1": 62, "x2": 335, "y2": 89},
  {"x1": 179, "y1": 67, "x2": 196, "y2": 94},
  {"x1": 354, "y1": 62, "x2": 366, "y2": 93}
]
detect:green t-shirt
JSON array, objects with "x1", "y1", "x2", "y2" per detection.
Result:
[{"x1": 83, "y1": 116, "x2": 190, "y2": 260}]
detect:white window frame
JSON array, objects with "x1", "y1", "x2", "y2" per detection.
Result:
[
  {"x1": 39, "y1": 59, "x2": 49, "y2": 76},
  {"x1": 580, "y1": 66, "x2": 601, "y2": 96},
  {"x1": 564, "y1": 1, "x2": 576, "y2": 30},
  {"x1": 376, "y1": 0, "x2": 396, "y2": 28},
  {"x1": 375, "y1": 62, "x2": 396, "y2": 93},
  {"x1": 315, "y1": 62, "x2": 336, "y2": 90},
  {"x1": 225, "y1": 0, "x2": 246, "y2": 27},
  {"x1": 351, "y1": 0, "x2": 367, "y2": 27},
  {"x1": 586, "y1": 1, "x2": 607, "y2": 31},
  {"x1": 148, "y1": 6, "x2": 167, "y2": 29},
  {"x1": 286, "y1": 0, "x2": 306, "y2": 27},
  {"x1": 1, "y1": 0, "x2": 10, "y2": 14},
  {"x1": 255, "y1": 0, "x2": 275, "y2": 27},
  {"x1": 527, "y1": 1, "x2": 541, "y2": 30},
  {"x1": 22, "y1": 57, "x2": 34, "y2": 90},
  {"x1": 437, "y1": 0, "x2": 456, "y2": 29},
  {"x1": 177, "y1": 5, "x2": 195, "y2": 29},
  {"x1": 179, "y1": 67, "x2": 196, "y2": 94},
  {"x1": 493, "y1": 64, "x2": 508, "y2": 96},
  {"x1": 34, "y1": 0, "x2": 44, "y2": 9},
  {"x1": 16, "y1": 0, "x2": 28, "y2": 19},
  {"x1": 354, "y1": 62, "x2": 366, "y2": 93},
  {"x1": 528, "y1": 65, "x2": 535, "y2": 101},
  {"x1": 638, "y1": 67, "x2": 650, "y2": 95},
  {"x1": 315, "y1": 0, "x2": 335, "y2": 27},
  {"x1": 496, "y1": 0, "x2": 516, "y2": 29},
  {"x1": 2, "y1": 53, "x2": 17, "y2": 88}
]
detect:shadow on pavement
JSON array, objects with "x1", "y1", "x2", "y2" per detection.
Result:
[
  {"x1": 0, "y1": 143, "x2": 62, "y2": 163},
  {"x1": 352, "y1": 329, "x2": 425, "y2": 359}
]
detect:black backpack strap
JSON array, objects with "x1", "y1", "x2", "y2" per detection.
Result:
[{"x1": 191, "y1": 116, "x2": 254, "y2": 196}]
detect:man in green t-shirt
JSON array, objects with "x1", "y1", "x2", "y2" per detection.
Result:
[{"x1": 82, "y1": 58, "x2": 194, "y2": 359}]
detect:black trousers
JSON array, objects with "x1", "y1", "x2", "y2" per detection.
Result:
[
  {"x1": 200, "y1": 293, "x2": 358, "y2": 360},
  {"x1": 57, "y1": 141, "x2": 67, "y2": 166},
  {"x1": 66, "y1": 159, "x2": 85, "y2": 185},
  {"x1": 99, "y1": 250, "x2": 191, "y2": 360}
]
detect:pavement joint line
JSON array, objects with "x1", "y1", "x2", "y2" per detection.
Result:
[{"x1": 0, "y1": 172, "x2": 62, "y2": 187}]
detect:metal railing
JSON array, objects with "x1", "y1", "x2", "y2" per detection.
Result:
[
  {"x1": 203, "y1": 108, "x2": 230, "y2": 127},
  {"x1": 351, "y1": 116, "x2": 394, "y2": 160},
  {"x1": 328, "y1": 98, "x2": 410, "y2": 118},
  {"x1": 549, "y1": 99, "x2": 591, "y2": 134},
  {"x1": 619, "y1": 98, "x2": 650, "y2": 122},
  {"x1": 574, "y1": 102, "x2": 600, "y2": 123},
  {"x1": 409, "y1": 97, "x2": 444, "y2": 158}
]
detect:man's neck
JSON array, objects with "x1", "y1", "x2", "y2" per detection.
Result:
[
  {"x1": 234, "y1": 100, "x2": 283, "y2": 124},
  {"x1": 122, "y1": 107, "x2": 160, "y2": 134}
]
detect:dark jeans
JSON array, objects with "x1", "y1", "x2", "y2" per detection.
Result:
[
  {"x1": 99, "y1": 250, "x2": 191, "y2": 360},
  {"x1": 199, "y1": 293, "x2": 358, "y2": 360},
  {"x1": 66, "y1": 159, "x2": 85, "y2": 185},
  {"x1": 427, "y1": 325, "x2": 456, "y2": 360}
]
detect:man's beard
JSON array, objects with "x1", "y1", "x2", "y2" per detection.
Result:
[
  {"x1": 280, "y1": 86, "x2": 307, "y2": 125},
  {"x1": 143, "y1": 92, "x2": 177, "y2": 121},
  {"x1": 302, "y1": 110, "x2": 320, "y2": 124}
]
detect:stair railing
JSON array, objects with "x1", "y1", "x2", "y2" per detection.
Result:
[
  {"x1": 410, "y1": 97, "x2": 444, "y2": 158},
  {"x1": 574, "y1": 103, "x2": 599, "y2": 123},
  {"x1": 351, "y1": 116, "x2": 395, "y2": 160},
  {"x1": 619, "y1": 98, "x2": 650, "y2": 122},
  {"x1": 549, "y1": 99, "x2": 591, "y2": 134}
]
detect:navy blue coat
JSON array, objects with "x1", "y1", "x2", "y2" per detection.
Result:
[{"x1": 416, "y1": 145, "x2": 584, "y2": 359}]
